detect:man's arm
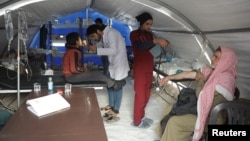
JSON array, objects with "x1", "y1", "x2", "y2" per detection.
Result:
[
  {"x1": 159, "y1": 71, "x2": 197, "y2": 86},
  {"x1": 130, "y1": 31, "x2": 168, "y2": 50},
  {"x1": 88, "y1": 44, "x2": 97, "y2": 52}
]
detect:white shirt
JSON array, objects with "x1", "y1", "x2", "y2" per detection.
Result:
[{"x1": 96, "y1": 26, "x2": 129, "y2": 80}]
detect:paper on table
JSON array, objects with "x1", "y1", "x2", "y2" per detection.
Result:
[
  {"x1": 149, "y1": 44, "x2": 162, "y2": 57},
  {"x1": 26, "y1": 93, "x2": 70, "y2": 117}
]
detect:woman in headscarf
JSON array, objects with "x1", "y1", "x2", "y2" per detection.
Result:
[
  {"x1": 157, "y1": 46, "x2": 238, "y2": 141},
  {"x1": 130, "y1": 12, "x2": 169, "y2": 128}
]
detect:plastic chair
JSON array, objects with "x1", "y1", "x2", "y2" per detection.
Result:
[
  {"x1": 234, "y1": 87, "x2": 240, "y2": 100},
  {"x1": 208, "y1": 100, "x2": 250, "y2": 125},
  {"x1": 198, "y1": 100, "x2": 250, "y2": 141},
  {"x1": 192, "y1": 87, "x2": 242, "y2": 141}
]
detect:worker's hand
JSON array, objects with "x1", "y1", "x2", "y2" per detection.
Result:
[
  {"x1": 154, "y1": 38, "x2": 169, "y2": 48},
  {"x1": 87, "y1": 45, "x2": 97, "y2": 52},
  {"x1": 82, "y1": 40, "x2": 87, "y2": 46},
  {"x1": 159, "y1": 77, "x2": 170, "y2": 86}
]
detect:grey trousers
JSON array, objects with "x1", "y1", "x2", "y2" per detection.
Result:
[{"x1": 65, "y1": 71, "x2": 115, "y2": 88}]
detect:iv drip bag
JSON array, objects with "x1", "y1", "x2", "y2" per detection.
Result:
[
  {"x1": 18, "y1": 10, "x2": 28, "y2": 41},
  {"x1": 4, "y1": 10, "x2": 14, "y2": 42}
]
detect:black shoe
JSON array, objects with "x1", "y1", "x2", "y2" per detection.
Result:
[
  {"x1": 113, "y1": 79, "x2": 126, "y2": 90},
  {"x1": 102, "y1": 109, "x2": 118, "y2": 120},
  {"x1": 105, "y1": 116, "x2": 120, "y2": 123},
  {"x1": 102, "y1": 113, "x2": 113, "y2": 120}
]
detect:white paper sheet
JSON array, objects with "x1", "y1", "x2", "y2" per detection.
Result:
[{"x1": 26, "y1": 93, "x2": 70, "y2": 117}]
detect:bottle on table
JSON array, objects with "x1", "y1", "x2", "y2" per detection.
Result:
[{"x1": 48, "y1": 77, "x2": 54, "y2": 92}]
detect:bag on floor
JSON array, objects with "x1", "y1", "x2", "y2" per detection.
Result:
[{"x1": 160, "y1": 88, "x2": 197, "y2": 133}]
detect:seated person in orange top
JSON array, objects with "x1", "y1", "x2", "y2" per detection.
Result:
[{"x1": 62, "y1": 32, "x2": 115, "y2": 88}]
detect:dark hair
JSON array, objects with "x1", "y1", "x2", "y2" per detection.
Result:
[
  {"x1": 86, "y1": 24, "x2": 103, "y2": 36},
  {"x1": 66, "y1": 32, "x2": 79, "y2": 46},
  {"x1": 95, "y1": 18, "x2": 103, "y2": 24},
  {"x1": 135, "y1": 12, "x2": 153, "y2": 26}
]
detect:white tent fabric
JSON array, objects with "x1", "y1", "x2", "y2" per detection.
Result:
[{"x1": 0, "y1": 0, "x2": 249, "y2": 100}]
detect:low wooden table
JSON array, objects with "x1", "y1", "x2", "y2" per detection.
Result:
[{"x1": 0, "y1": 88, "x2": 108, "y2": 141}]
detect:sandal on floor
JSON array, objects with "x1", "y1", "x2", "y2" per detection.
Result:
[
  {"x1": 102, "y1": 109, "x2": 117, "y2": 120},
  {"x1": 105, "y1": 116, "x2": 120, "y2": 124},
  {"x1": 103, "y1": 110, "x2": 117, "y2": 117},
  {"x1": 102, "y1": 113, "x2": 113, "y2": 120},
  {"x1": 100, "y1": 105, "x2": 112, "y2": 111}
]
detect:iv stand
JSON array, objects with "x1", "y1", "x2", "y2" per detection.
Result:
[
  {"x1": 17, "y1": 11, "x2": 21, "y2": 107},
  {"x1": 4, "y1": 10, "x2": 26, "y2": 107},
  {"x1": 17, "y1": 10, "x2": 29, "y2": 107}
]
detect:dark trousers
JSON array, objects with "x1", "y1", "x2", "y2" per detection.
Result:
[{"x1": 101, "y1": 55, "x2": 109, "y2": 76}]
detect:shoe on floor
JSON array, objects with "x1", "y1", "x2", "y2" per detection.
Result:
[
  {"x1": 113, "y1": 79, "x2": 126, "y2": 90},
  {"x1": 102, "y1": 113, "x2": 113, "y2": 120},
  {"x1": 100, "y1": 105, "x2": 112, "y2": 111},
  {"x1": 105, "y1": 116, "x2": 120, "y2": 124},
  {"x1": 131, "y1": 120, "x2": 151, "y2": 129},
  {"x1": 106, "y1": 109, "x2": 118, "y2": 116},
  {"x1": 102, "y1": 109, "x2": 117, "y2": 120},
  {"x1": 142, "y1": 117, "x2": 153, "y2": 125}
]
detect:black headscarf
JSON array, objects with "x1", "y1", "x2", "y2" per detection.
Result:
[{"x1": 135, "y1": 12, "x2": 153, "y2": 26}]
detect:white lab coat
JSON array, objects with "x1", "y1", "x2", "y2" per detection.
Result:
[{"x1": 96, "y1": 26, "x2": 130, "y2": 80}]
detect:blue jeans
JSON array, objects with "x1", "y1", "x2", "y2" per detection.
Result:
[
  {"x1": 107, "y1": 87, "x2": 123, "y2": 112},
  {"x1": 104, "y1": 68, "x2": 123, "y2": 112}
]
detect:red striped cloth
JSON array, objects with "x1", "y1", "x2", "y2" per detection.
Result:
[{"x1": 193, "y1": 46, "x2": 238, "y2": 141}]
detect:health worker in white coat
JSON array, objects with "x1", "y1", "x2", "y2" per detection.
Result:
[{"x1": 86, "y1": 24, "x2": 130, "y2": 123}]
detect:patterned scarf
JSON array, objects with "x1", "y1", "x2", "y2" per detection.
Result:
[{"x1": 192, "y1": 46, "x2": 238, "y2": 141}]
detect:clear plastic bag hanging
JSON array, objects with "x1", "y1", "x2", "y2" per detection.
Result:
[
  {"x1": 18, "y1": 10, "x2": 28, "y2": 41},
  {"x1": 4, "y1": 10, "x2": 14, "y2": 42}
]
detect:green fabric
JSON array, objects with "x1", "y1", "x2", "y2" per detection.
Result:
[{"x1": 0, "y1": 109, "x2": 12, "y2": 130}]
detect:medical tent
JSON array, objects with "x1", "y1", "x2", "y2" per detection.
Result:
[{"x1": 0, "y1": 0, "x2": 249, "y2": 100}]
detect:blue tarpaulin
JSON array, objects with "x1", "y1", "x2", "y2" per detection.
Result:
[{"x1": 29, "y1": 9, "x2": 131, "y2": 69}]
